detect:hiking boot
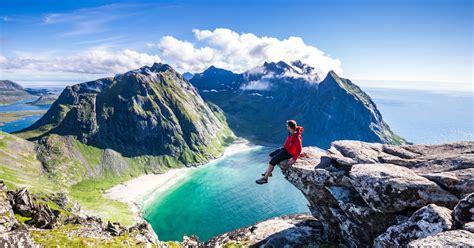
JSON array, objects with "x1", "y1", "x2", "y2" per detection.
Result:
[
  {"x1": 261, "y1": 173, "x2": 272, "y2": 177},
  {"x1": 256, "y1": 178, "x2": 268, "y2": 184}
]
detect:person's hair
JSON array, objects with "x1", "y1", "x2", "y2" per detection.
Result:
[{"x1": 287, "y1": 120, "x2": 297, "y2": 130}]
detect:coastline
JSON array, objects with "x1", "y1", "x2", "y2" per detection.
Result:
[{"x1": 104, "y1": 138, "x2": 259, "y2": 221}]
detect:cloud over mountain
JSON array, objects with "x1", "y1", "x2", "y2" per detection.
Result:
[
  {"x1": 156, "y1": 28, "x2": 342, "y2": 76},
  {"x1": 0, "y1": 28, "x2": 341, "y2": 79}
]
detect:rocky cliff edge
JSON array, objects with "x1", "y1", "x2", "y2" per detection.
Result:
[{"x1": 280, "y1": 140, "x2": 473, "y2": 247}]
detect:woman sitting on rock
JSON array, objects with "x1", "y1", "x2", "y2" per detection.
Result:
[{"x1": 256, "y1": 120, "x2": 303, "y2": 184}]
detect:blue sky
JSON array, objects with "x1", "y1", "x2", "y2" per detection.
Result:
[{"x1": 0, "y1": 0, "x2": 472, "y2": 90}]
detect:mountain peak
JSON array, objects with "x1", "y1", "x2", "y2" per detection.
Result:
[
  {"x1": 18, "y1": 63, "x2": 233, "y2": 161},
  {"x1": 262, "y1": 61, "x2": 293, "y2": 74},
  {"x1": 0, "y1": 80, "x2": 24, "y2": 91}
]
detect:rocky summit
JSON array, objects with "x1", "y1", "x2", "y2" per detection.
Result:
[
  {"x1": 278, "y1": 141, "x2": 474, "y2": 247},
  {"x1": 17, "y1": 63, "x2": 234, "y2": 164},
  {"x1": 190, "y1": 61, "x2": 404, "y2": 148}
]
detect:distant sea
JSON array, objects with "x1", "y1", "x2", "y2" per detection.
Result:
[{"x1": 364, "y1": 88, "x2": 473, "y2": 144}]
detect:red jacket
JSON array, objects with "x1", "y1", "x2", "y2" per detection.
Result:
[{"x1": 283, "y1": 126, "x2": 304, "y2": 160}]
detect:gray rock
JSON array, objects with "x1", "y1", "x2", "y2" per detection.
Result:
[
  {"x1": 205, "y1": 214, "x2": 325, "y2": 248},
  {"x1": 453, "y1": 193, "x2": 474, "y2": 227},
  {"x1": 350, "y1": 163, "x2": 459, "y2": 212},
  {"x1": 128, "y1": 222, "x2": 159, "y2": 245},
  {"x1": 464, "y1": 222, "x2": 474, "y2": 233},
  {"x1": 408, "y1": 230, "x2": 474, "y2": 247},
  {"x1": 8, "y1": 188, "x2": 57, "y2": 229},
  {"x1": 280, "y1": 141, "x2": 474, "y2": 247},
  {"x1": 421, "y1": 168, "x2": 474, "y2": 196},
  {"x1": 374, "y1": 204, "x2": 453, "y2": 247},
  {"x1": 0, "y1": 182, "x2": 37, "y2": 247}
]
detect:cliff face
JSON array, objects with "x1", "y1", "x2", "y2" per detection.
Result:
[
  {"x1": 280, "y1": 141, "x2": 474, "y2": 247},
  {"x1": 18, "y1": 63, "x2": 234, "y2": 164},
  {"x1": 190, "y1": 61, "x2": 404, "y2": 148}
]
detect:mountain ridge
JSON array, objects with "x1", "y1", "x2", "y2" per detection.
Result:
[
  {"x1": 190, "y1": 61, "x2": 404, "y2": 147},
  {"x1": 17, "y1": 63, "x2": 234, "y2": 164}
]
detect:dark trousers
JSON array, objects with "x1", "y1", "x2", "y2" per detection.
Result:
[{"x1": 269, "y1": 148, "x2": 293, "y2": 166}]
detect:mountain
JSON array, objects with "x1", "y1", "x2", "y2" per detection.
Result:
[
  {"x1": 0, "y1": 80, "x2": 33, "y2": 105},
  {"x1": 190, "y1": 61, "x2": 404, "y2": 147},
  {"x1": 26, "y1": 95, "x2": 58, "y2": 105},
  {"x1": 17, "y1": 63, "x2": 234, "y2": 164},
  {"x1": 182, "y1": 72, "x2": 194, "y2": 80}
]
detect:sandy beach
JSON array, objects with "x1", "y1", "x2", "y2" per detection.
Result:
[{"x1": 104, "y1": 138, "x2": 258, "y2": 216}]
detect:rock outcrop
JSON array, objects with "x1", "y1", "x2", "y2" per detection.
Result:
[
  {"x1": 281, "y1": 141, "x2": 474, "y2": 247},
  {"x1": 190, "y1": 61, "x2": 404, "y2": 147},
  {"x1": 205, "y1": 214, "x2": 326, "y2": 247},
  {"x1": 0, "y1": 181, "x2": 37, "y2": 247},
  {"x1": 0, "y1": 181, "x2": 158, "y2": 246}
]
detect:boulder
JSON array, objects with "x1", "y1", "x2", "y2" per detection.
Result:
[
  {"x1": 8, "y1": 188, "x2": 57, "y2": 229},
  {"x1": 350, "y1": 163, "x2": 459, "y2": 212},
  {"x1": 421, "y1": 168, "x2": 474, "y2": 196},
  {"x1": 205, "y1": 214, "x2": 325, "y2": 247},
  {"x1": 128, "y1": 222, "x2": 159, "y2": 245},
  {"x1": 463, "y1": 222, "x2": 474, "y2": 233},
  {"x1": 453, "y1": 193, "x2": 474, "y2": 227},
  {"x1": 408, "y1": 230, "x2": 474, "y2": 247},
  {"x1": 105, "y1": 221, "x2": 123, "y2": 236},
  {"x1": 0, "y1": 181, "x2": 37, "y2": 247},
  {"x1": 373, "y1": 204, "x2": 453, "y2": 247}
]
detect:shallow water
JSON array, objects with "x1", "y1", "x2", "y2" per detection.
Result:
[{"x1": 143, "y1": 147, "x2": 309, "y2": 241}]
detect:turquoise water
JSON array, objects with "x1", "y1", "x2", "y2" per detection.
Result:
[{"x1": 143, "y1": 147, "x2": 309, "y2": 241}]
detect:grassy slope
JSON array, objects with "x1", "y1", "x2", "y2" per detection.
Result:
[
  {"x1": 0, "y1": 132, "x2": 58, "y2": 193},
  {"x1": 4, "y1": 123, "x2": 233, "y2": 226}
]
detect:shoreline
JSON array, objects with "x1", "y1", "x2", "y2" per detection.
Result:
[{"x1": 104, "y1": 138, "x2": 259, "y2": 221}]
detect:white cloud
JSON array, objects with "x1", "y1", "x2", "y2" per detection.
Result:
[
  {"x1": 240, "y1": 80, "x2": 271, "y2": 91},
  {"x1": 0, "y1": 48, "x2": 161, "y2": 74},
  {"x1": 1, "y1": 28, "x2": 341, "y2": 82},
  {"x1": 156, "y1": 28, "x2": 342, "y2": 76}
]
